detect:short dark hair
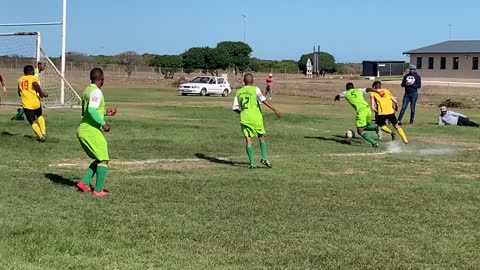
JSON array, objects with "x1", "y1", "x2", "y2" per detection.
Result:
[
  {"x1": 90, "y1": 68, "x2": 104, "y2": 81},
  {"x1": 372, "y1": 81, "x2": 382, "y2": 88},
  {"x1": 346, "y1": 82, "x2": 354, "y2": 90},
  {"x1": 23, "y1": 65, "x2": 34, "y2": 75}
]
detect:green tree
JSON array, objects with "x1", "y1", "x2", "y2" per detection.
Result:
[
  {"x1": 116, "y1": 51, "x2": 142, "y2": 78},
  {"x1": 298, "y1": 52, "x2": 336, "y2": 74},
  {"x1": 149, "y1": 55, "x2": 182, "y2": 79},
  {"x1": 216, "y1": 41, "x2": 252, "y2": 74}
]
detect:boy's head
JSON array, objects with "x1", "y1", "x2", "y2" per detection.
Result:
[
  {"x1": 23, "y1": 65, "x2": 35, "y2": 75},
  {"x1": 90, "y1": 68, "x2": 104, "y2": 87},
  {"x1": 37, "y1": 62, "x2": 46, "y2": 71},
  {"x1": 372, "y1": 81, "x2": 382, "y2": 89},
  {"x1": 440, "y1": 106, "x2": 448, "y2": 116},
  {"x1": 268, "y1": 74, "x2": 273, "y2": 78},
  {"x1": 244, "y1": 73, "x2": 254, "y2": 85},
  {"x1": 345, "y1": 82, "x2": 354, "y2": 90}
]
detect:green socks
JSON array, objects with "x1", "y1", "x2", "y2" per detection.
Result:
[
  {"x1": 95, "y1": 164, "x2": 108, "y2": 192},
  {"x1": 81, "y1": 162, "x2": 98, "y2": 185},
  {"x1": 246, "y1": 146, "x2": 255, "y2": 166},
  {"x1": 361, "y1": 132, "x2": 377, "y2": 146},
  {"x1": 365, "y1": 124, "x2": 378, "y2": 132},
  {"x1": 260, "y1": 142, "x2": 267, "y2": 160}
]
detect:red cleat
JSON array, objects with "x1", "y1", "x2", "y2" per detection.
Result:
[
  {"x1": 92, "y1": 189, "x2": 111, "y2": 197},
  {"x1": 76, "y1": 181, "x2": 91, "y2": 192}
]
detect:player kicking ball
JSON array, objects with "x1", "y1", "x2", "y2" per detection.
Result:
[
  {"x1": 370, "y1": 81, "x2": 408, "y2": 144},
  {"x1": 334, "y1": 82, "x2": 382, "y2": 147},
  {"x1": 17, "y1": 65, "x2": 48, "y2": 142},
  {"x1": 76, "y1": 68, "x2": 117, "y2": 197},
  {"x1": 233, "y1": 73, "x2": 281, "y2": 168}
]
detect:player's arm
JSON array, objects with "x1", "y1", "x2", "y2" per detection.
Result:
[
  {"x1": 401, "y1": 75, "x2": 407, "y2": 87},
  {"x1": 256, "y1": 87, "x2": 280, "y2": 118},
  {"x1": 17, "y1": 84, "x2": 21, "y2": 97},
  {"x1": 232, "y1": 96, "x2": 240, "y2": 114},
  {"x1": 87, "y1": 90, "x2": 109, "y2": 131},
  {"x1": 391, "y1": 96, "x2": 399, "y2": 111},
  {"x1": 32, "y1": 82, "x2": 48, "y2": 98},
  {"x1": 370, "y1": 95, "x2": 377, "y2": 112},
  {"x1": 0, "y1": 74, "x2": 6, "y2": 92},
  {"x1": 438, "y1": 116, "x2": 444, "y2": 125},
  {"x1": 334, "y1": 91, "x2": 346, "y2": 101},
  {"x1": 412, "y1": 75, "x2": 421, "y2": 89},
  {"x1": 363, "y1": 87, "x2": 379, "y2": 94}
]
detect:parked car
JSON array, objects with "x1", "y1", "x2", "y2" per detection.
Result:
[{"x1": 178, "y1": 76, "x2": 232, "y2": 97}]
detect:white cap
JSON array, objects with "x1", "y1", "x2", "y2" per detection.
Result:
[{"x1": 268, "y1": 74, "x2": 273, "y2": 77}]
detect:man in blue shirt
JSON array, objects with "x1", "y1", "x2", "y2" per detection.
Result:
[{"x1": 398, "y1": 64, "x2": 421, "y2": 125}]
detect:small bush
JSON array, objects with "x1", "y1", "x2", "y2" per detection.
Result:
[
  {"x1": 171, "y1": 77, "x2": 188, "y2": 88},
  {"x1": 439, "y1": 98, "x2": 471, "y2": 109}
]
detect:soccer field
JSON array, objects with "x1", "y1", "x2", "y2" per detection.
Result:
[{"x1": 0, "y1": 88, "x2": 479, "y2": 269}]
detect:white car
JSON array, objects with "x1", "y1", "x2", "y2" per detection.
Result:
[{"x1": 178, "y1": 76, "x2": 232, "y2": 97}]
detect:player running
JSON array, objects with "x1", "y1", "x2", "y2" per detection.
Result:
[
  {"x1": 76, "y1": 68, "x2": 117, "y2": 197},
  {"x1": 233, "y1": 73, "x2": 281, "y2": 168},
  {"x1": 334, "y1": 82, "x2": 382, "y2": 147},
  {"x1": 370, "y1": 81, "x2": 408, "y2": 144},
  {"x1": 265, "y1": 74, "x2": 273, "y2": 100},
  {"x1": 17, "y1": 65, "x2": 48, "y2": 141}
]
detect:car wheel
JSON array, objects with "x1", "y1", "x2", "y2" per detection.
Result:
[
  {"x1": 181, "y1": 93, "x2": 187, "y2": 96},
  {"x1": 200, "y1": 88, "x2": 207, "y2": 96},
  {"x1": 222, "y1": 89, "x2": 229, "y2": 97}
]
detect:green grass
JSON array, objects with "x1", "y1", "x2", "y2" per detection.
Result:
[{"x1": 1, "y1": 88, "x2": 479, "y2": 269}]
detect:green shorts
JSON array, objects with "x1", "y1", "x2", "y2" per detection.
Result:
[
  {"x1": 356, "y1": 107, "x2": 372, "y2": 128},
  {"x1": 241, "y1": 123, "x2": 265, "y2": 137},
  {"x1": 77, "y1": 128, "x2": 109, "y2": 161}
]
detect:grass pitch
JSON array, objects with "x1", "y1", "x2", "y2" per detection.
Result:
[{"x1": 0, "y1": 88, "x2": 479, "y2": 269}]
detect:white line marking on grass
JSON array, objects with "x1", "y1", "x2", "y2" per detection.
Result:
[{"x1": 51, "y1": 157, "x2": 234, "y2": 168}]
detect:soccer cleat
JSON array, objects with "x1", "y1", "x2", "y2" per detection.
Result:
[
  {"x1": 375, "y1": 127, "x2": 384, "y2": 140},
  {"x1": 373, "y1": 143, "x2": 379, "y2": 148},
  {"x1": 92, "y1": 189, "x2": 111, "y2": 197},
  {"x1": 391, "y1": 132, "x2": 396, "y2": 141},
  {"x1": 76, "y1": 181, "x2": 92, "y2": 193},
  {"x1": 249, "y1": 165, "x2": 256, "y2": 169},
  {"x1": 261, "y1": 159, "x2": 272, "y2": 168}
]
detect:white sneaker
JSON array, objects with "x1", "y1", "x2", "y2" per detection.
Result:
[{"x1": 376, "y1": 127, "x2": 383, "y2": 140}]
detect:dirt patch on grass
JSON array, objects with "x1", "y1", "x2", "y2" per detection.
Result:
[
  {"x1": 51, "y1": 158, "x2": 219, "y2": 171},
  {"x1": 415, "y1": 137, "x2": 480, "y2": 147}
]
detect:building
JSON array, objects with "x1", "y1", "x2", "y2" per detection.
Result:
[
  {"x1": 362, "y1": 61, "x2": 405, "y2": 77},
  {"x1": 403, "y1": 40, "x2": 480, "y2": 79}
]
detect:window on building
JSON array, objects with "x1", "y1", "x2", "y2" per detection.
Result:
[
  {"x1": 416, "y1": 57, "x2": 422, "y2": 69},
  {"x1": 453, "y1": 57, "x2": 459, "y2": 70},
  {"x1": 440, "y1": 57, "x2": 446, "y2": 69},
  {"x1": 428, "y1": 57, "x2": 434, "y2": 69},
  {"x1": 473, "y1": 57, "x2": 479, "y2": 70}
]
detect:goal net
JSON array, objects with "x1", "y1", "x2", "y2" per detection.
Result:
[{"x1": 0, "y1": 32, "x2": 81, "y2": 107}]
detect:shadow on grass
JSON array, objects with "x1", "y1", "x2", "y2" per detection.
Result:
[
  {"x1": 0, "y1": 131, "x2": 19, "y2": 136},
  {"x1": 304, "y1": 135, "x2": 362, "y2": 145},
  {"x1": 45, "y1": 173, "x2": 77, "y2": 187},
  {"x1": 195, "y1": 153, "x2": 251, "y2": 167}
]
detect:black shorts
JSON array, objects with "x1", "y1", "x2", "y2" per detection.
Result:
[
  {"x1": 376, "y1": 114, "x2": 398, "y2": 126},
  {"x1": 23, "y1": 108, "x2": 42, "y2": 124}
]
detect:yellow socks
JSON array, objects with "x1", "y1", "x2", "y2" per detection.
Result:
[
  {"x1": 381, "y1": 125, "x2": 393, "y2": 134},
  {"x1": 31, "y1": 123, "x2": 43, "y2": 138},
  {"x1": 37, "y1": 116, "x2": 46, "y2": 135},
  {"x1": 397, "y1": 127, "x2": 408, "y2": 144}
]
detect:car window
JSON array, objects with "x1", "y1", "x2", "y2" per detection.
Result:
[
  {"x1": 209, "y1": 78, "x2": 216, "y2": 84},
  {"x1": 218, "y1": 78, "x2": 225, "y2": 84}
]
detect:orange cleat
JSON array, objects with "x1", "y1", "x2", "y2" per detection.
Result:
[
  {"x1": 76, "y1": 181, "x2": 92, "y2": 193},
  {"x1": 92, "y1": 189, "x2": 111, "y2": 197}
]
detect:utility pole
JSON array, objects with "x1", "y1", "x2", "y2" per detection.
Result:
[{"x1": 242, "y1": 14, "x2": 247, "y2": 43}]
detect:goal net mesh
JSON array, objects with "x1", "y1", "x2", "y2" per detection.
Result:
[{"x1": 0, "y1": 32, "x2": 81, "y2": 107}]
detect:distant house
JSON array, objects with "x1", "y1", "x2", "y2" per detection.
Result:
[
  {"x1": 362, "y1": 61, "x2": 405, "y2": 77},
  {"x1": 404, "y1": 40, "x2": 480, "y2": 79}
]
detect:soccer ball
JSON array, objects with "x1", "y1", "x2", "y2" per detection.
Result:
[{"x1": 345, "y1": 129, "x2": 355, "y2": 139}]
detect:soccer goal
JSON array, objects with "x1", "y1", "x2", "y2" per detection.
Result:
[{"x1": 0, "y1": 32, "x2": 81, "y2": 107}]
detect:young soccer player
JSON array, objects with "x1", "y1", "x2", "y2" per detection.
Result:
[
  {"x1": 76, "y1": 68, "x2": 117, "y2": 197},
  {"x1": 17, "y1": 65, "x2": 48, "y2": 141},
  {"x1": 233, "y1": 73, "x2": 281, "y2": 168},
  {"x1": 334, "y1": 82, "x2": 382, "y2": 147},
  {"x1": 370, "y1": 81, "x2": 408, "y2": 144},
  {"x1": 265, "y1": 74, "x2": 273, "y2": 100}
]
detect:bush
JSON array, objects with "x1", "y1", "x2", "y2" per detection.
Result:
[
  {"x1": 439, "y1": 98, "x2": 471, "y2": 109},
  {"x1": 172, "y1": 77, "x2": 189, "y2": 88}
]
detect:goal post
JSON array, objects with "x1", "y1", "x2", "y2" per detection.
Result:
[{"x1": 0, "y1": 32, "x2": 81, "y2": 107}]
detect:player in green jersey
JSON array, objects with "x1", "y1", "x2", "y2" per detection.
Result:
[
  {"x1": 233, "y1": 73, "x2": 281, "y2": 168},
  {"x1": 76, "y1": 68, "x2": 117, "y2": 197},
  {"x1": 334, "y1": 82, "x2": 382, "y2": 147}
]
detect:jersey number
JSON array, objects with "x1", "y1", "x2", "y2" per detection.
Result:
[
  {"x1": 20, "y1": 80, "x2": 29, "y2": 91},
  {"x1": 241, "y1": 97, "x2": 250, "y2": 109}
]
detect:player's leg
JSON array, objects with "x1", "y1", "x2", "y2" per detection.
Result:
[
  {"x1": 357, "y1": 126, "x2": 378, "y2": 147},
  {"x1": 356, "y1": 110, "x2": 378, "y2": 147},
  {"x1": 398, "y1": 94, "x2": 410, "y2": 123},
  {"x1": 390, "y1": 115, "x2": 408, "y2": 143},
  {"x1": 363, "y1": 109, "x2": 383, "y2": 140},
  {"x1": 93, "y1": 160, "x2": 109, "y2": 196},
  {"x1": 457, "y1": 116, "x2": 480, "y2": 127},
  {"x1": 377, "y1": 115, "x2": 394, "y2": 140},
  {"x1": 258, "y1": 135, "x2": 272, "y2": 168},
  {"x1": 245, "y1": 136, "x2": 255, "y2": 168},
  {"x1": 77, "y1": 135, "x2": 99, "y2": 192},
  {"x1": 24, "y1": 108, "x2": 43, "y2": 139},
  {"x1": 35, "y1": 108, "x2": 46, "y2": 139},
  {"x1": 409, "y1": 93, "x2": 418, "y2": 124}
]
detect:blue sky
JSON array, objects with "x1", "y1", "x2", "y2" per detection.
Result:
[{"x1": 1, "y1": 0, "x2": 478, "y2": 62}]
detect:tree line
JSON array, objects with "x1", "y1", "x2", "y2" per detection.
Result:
[{"x1": 54, "y1": 41, "x2": 342, "y2": 79}]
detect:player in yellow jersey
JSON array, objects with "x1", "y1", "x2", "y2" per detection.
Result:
[
  {"x1": 232, "y1": 73, "x2": 281, "y2": 168},
  {"x1": 17, "y1": 65, "x2": 48, "y2": 142},
  {"x1": 370, "y1": 81, "x2": 408, "y2": 144}
]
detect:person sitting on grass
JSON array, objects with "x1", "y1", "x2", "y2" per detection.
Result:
[{"x1": 438, "y1": 106, "x2": 479, "y2": 127}]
